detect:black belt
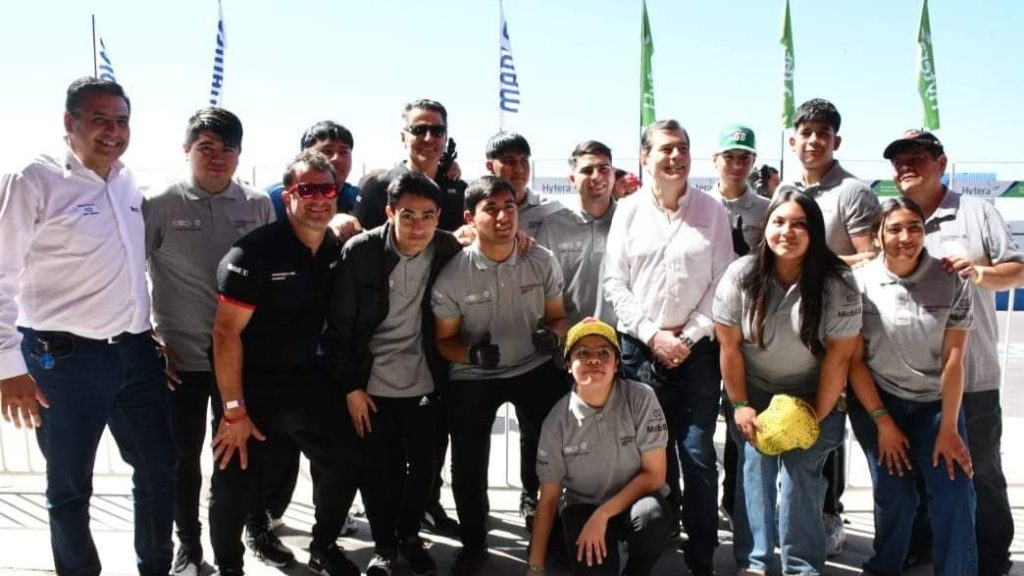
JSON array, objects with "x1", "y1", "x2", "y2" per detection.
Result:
[{"x1": 35, "y1": 330, "x2": 149, "y2": 345}]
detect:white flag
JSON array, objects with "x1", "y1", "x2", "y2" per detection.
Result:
[
  {"x1": 94, "y1": 25, "x2": 117, "y2": 83},
  {"x1": 208, "y1": 0, "x2": 226, "y2": 106},
  {"x1": 498, "y1": 0, "x2": 521, "y2": 129}
]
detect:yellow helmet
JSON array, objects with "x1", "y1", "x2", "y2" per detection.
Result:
[{"x1": 753, "y1": 394, "x2": 820, "y2": 456}]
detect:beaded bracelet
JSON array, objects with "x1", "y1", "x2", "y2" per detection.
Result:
[{"x1": 731, "y1": 400, "x2": 750, "y2": 409}]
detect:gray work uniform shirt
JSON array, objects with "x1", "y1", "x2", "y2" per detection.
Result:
[
  {"x1": 366, "y1": 235, "x2": 435, "y2": 398},
  {"x1": 144, "y1": 178, "x2": 274, "y2": 371},
  {"x1": 921, "y1": 189, "x2": 1024, "y2": 392},
  {"x1": 712, "y1": 255, "x2": 862, "y2": 400},
  {"x1": 710, "y1": 183, "x2": 770, "y2": 253},
  {"x1": 535, "y1": 203, "x2": 617, "y2": 326},
  {"x1": 431, "y1": 241, "x2": 565, "y2": 381},
  {"x1": 519, "y1": 188, "x2": 563, "y2": 238},
  {"x1": 537, "y1": 378, "x2": 669, "y2": 511},
  {"x1": 854, "y1": 253, "x2": 973, "y2": 402},
  {"x1": 781, "y1": 162, "x2": 881, "y2": 256}
]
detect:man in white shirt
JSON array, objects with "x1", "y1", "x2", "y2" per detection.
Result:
[
  {"x1": 0, "y1": 77, "x2": 176, "y2": 576},
  {"x1": 603, "y1": 119, "x2": 733, "y2": 576}
]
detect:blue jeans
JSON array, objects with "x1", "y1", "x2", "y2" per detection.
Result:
[
  {"x1": 620, "y1": 335, "x2": 720, "y2": 569},
  {"x1": 848, "y1": 392, "x2": 977, "y2": 576},
  {"x1": 21, "y1": 328, "x2": 176, "y2": 576},
  {"x1": 741, "y1": 402, "x2": 845, "y2": 575}
]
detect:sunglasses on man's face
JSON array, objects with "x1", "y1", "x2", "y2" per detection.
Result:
[
  {"x1": 405, "y1": 124, "x2": 447, "y2": 138},
  {"x1": 287, "y1": 182, "x2": 338, "y2": 200}
]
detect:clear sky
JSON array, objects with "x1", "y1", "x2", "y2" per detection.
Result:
[{"x1": 1, "y1": 0, "x2": 1021, "y2": 186}]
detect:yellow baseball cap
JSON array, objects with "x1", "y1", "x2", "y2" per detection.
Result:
[
  {"x1": 753, "y1": 395, "x2": 820, "y2": 456},
  {"x1": 564, "y1": 317, "x2": 620, "y2": 360}
]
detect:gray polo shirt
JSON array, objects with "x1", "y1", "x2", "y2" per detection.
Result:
[
  {"x1": 534, "y1": 203, "x2": 617, "y2": 326},
  {"x1": 782, "y1": 161, "x2": 881, "y2": 256},
  {"x1": 854, "y1": 254, "x2": 973, "y2": 402},
  {"x1": 537, "y1": 378, "x2": 668, "y2": 511},
  {"x1": 144, "y1": 178, "x2": 274, "y2": 371},
  {"x1": 519, "y1": 188, "x2": 563, "y2": 238},
  {"x1": 710, "y1": 183, "x2": 770, "y2": 253},
  {"x1": 712, "y1": 255, "x2": 862, "y2": 400},
  {"x1": 431, "y1": 241, "x2": 565, "y2": 381},
  {"x1": 921, "y1": 189, "x2": 1024, "y2": 393},
  {"x1": 366, "y1": 235, "x2": 435, "y2": 398}
]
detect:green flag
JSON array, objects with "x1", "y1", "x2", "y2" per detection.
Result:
[
  {"x1": 917, "y1": 0, "x2": 940, "y2": 129},
  {"x1": 641, "y1": 0, "x2": 655, "y2": 129},
  {"x1": 780, "y1": 0, "x2": 795, "y2": 129}
]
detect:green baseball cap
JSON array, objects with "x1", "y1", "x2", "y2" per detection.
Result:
[{"x1": 715, "y1": 124, "x2": 757, "y2": 155}]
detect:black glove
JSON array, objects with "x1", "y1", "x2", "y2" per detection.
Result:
[
  {"x1": 467, "y1": 333, "x2": 501, "y2": 369},
  {"x1": 532, "y1": 328, "x2": 560, "y2": 356},
  {"x1": 731, "y1": 215, "x2": 750, "y2": 256}
]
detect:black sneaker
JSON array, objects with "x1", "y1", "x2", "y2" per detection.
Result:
[
  {"x1": 520, "y1": 495, "x2": 538, "y2": 533},
  {"x1": 212, "y1": 568, "x2": 243, "y2": 576},
  {"x1": 450, "y1": 548, "x2": 489, "y2": 576},
  {"x1": 308, "y1": 543, "x2": 360, "y2": 576},
  {"x1": 400, "y1": 536, "x2": 437, "y2": 576},
  {"x1": 245, "y1": 527, "x2": 295, "y2": 567},
  {"x1": 422, "y1": 503, "x2": 459, "y2": 536},
  {"x1": 172, "y1": 541, "x2": 203, "y2": 576}
]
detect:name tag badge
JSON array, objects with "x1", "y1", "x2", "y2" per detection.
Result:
[{"x1": 76, "y1": 203, "x2": 100, "y2": 217}]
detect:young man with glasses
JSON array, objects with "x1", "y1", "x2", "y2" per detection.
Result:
[
  {"x1": 143, "y1": 106, "x2": 275, "y2": 576},
  {"x1": 208, "y1": 150, "x2": 361, "y2": 576},
  {"x1": 354, "y1": 99, "x2": 466, "y2": 233}
]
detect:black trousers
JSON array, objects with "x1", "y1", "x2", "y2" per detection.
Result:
[
  {"x1": 360, "y1": 394, "x2": 438, "y2": 551},
  {"x1": 208, "y1": 378, "x2": 360, "y2": 571},
  {"x1": 448, "y1": 362, "x2": 567, "y2": 551},
  {"x1": 168, "y1": 371, "x2": 216, "y2": 545},
  {"x1": 560, "y1": 494, "x2": 671, "y2": 576}
]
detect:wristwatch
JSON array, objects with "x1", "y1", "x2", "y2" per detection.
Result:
[{"x1": 679, "y1": 335, "x2": 696, "y2": 348}]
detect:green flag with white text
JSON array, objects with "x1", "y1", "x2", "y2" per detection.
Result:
[
  {"x1": 641, "y1": 0, "x2": 655, "y2": 129},
  {"x1": 917, "y1": 0, "x2": 940, "y2": 129},
  {"x1": 780, "y1": 0, "x2": 795, "y2": 128}
]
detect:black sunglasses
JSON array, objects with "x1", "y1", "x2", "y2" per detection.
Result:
[
  {"x1": 287, "y1": 182, "x2": 338, "y2": 200},
  {"x1": 405, "y1": 124, "x2": 447, "y2": 138}
]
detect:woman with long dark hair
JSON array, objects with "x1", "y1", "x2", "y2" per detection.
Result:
[
  {"x1": 713, "y1": 189, "x2": 861, "y2": 574},
  {"x1": 848, "y1": 197, "x2": 977, "y2": 576}
]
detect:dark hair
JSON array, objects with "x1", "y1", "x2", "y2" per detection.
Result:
[
  {"x1": 282, "y1": 149, "x2": 337, "y2": 189},
  {"x1": 300, "y1": 120, "x2": 354, "y2": 150},
  {"x1": 748, "y1": 164, "x2": 780, "y2": 196},
  {"x1": 569, "y1": 140, "x2": 613, "y2": 168},
  {"x1": 485, "y1": 132, "x2": 531, "y2": 159},
  {"x1": 873, "y1": 197, "x2": 925, "y2": 236},
  {"x1": 614, "y1": 168, "x2": 627, "y2": 180},
  {"x1": 387, "y1": 171, "x2": 442, "y2": 209},
  {"x1": 794, "y1": 98, "x2": 841, "y2": 132},
  {"x1": 640, "y1": 119, "x2": 690, "y2": 155},
  {"x1": 66, "y1": 77, "x2": 130, "y2": 116},
  {"x1": 741, "y1": 189, "x2": 850, "y2": 359},
  {"x1": 184, "y1": 107, "x2": 243, "y2": 150},
  {"x1": 359, "y1": 168, "x2": 387, "y2": 189},
  {"x1": 464, "y1": 175, "x2": 516, "y2": 213},
  {"x1": 402, "y1": 99, "x2": 448, "y2": 125}
]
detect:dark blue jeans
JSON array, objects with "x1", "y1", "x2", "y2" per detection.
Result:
[
  {"x1": 849, "y1": 391, "x2": 977, "y2": 576},
  {"x1": 21, "y1": 328, "x2": 176, "y2": 576},
  {"x1": 962, "y1": 390, "x2": 1013, "y2": 575},
  {"x1": 620, "y1": 335, "x2": 720, "y2": 570}
]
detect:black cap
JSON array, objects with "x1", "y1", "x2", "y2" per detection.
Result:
[{"x1": 883, "y1": 129, "x2": 945, "y2": 160}]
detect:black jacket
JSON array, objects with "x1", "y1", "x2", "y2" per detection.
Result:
[
  {"x1": 352, "y1": 164, "x2": 467, "y2": 232},
  {"x1": 323, "y1": 222, "x2": 463, "y2": 395}
]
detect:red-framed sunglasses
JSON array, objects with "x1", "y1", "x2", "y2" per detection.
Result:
[{"x1": 287, "y1": 182, "x2": 338, "y2": 200}]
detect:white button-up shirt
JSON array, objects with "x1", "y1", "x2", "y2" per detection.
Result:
[
  {"x1": 0, "y1": 146, "x2": 151, "y2": 379},
  {"x1": 603, "y1": 183, "x2": 733, "y2": 344}
]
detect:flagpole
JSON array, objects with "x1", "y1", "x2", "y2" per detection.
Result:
[
  {"x1": 498, "y1": 0, "x2": 504, "y2": 132},
  {"x1": 91, "y1": 14, "x2": 98, "y2": 78},
  {"x1": 779, "y1": 131, "x2": 785, "y2": 180}
]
